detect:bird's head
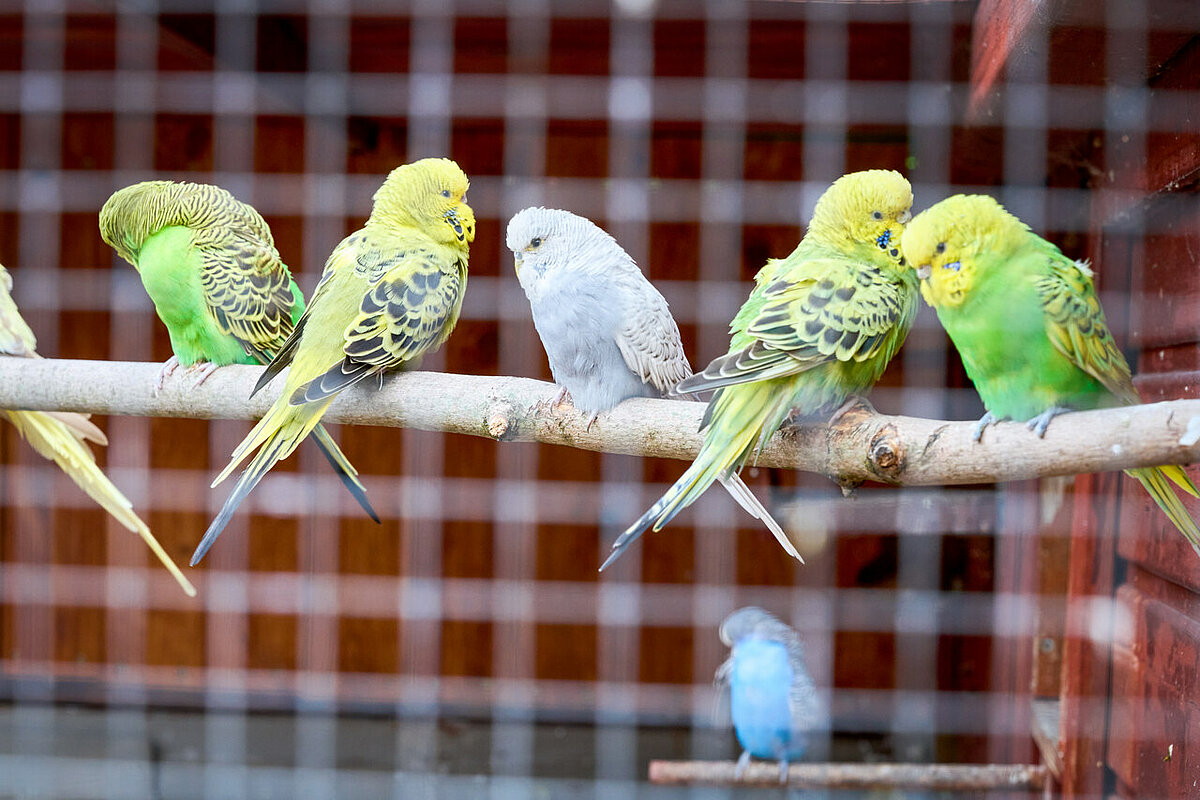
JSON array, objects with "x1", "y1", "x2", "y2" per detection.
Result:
[
  {"x1": 98, "y1": 180, "x2": 177, "y2": 267},
  {"x1": 371, "y1": 158, "x2": 475, "y2": 249},
  {"x1": 719, "y1": 606, "x2": 781, "y2": 647},
  {"x1": 807, "y1": 170, "x2": 913, "y2": 269},
  {"x1": 506, "y1": 206, "x2": 635, "y2": 295},
  {"x1": 901, "y1": 194, "x2": 1024, "y2": 309}
]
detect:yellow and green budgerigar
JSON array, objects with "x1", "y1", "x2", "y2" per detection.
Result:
[
  {"x1": 602, "y1": 170, "x2": 918, "y2": 570},
  {"x1": 0, "y1": 263, "x2": 195, "y2": 596},
  {"x1": 902, "y1": 193, "x2": 1200, "y2": 554},
  {"x1": 192, "y1": 157, "x2": 475, "y2": 565},
  {"x1": 100, "y1": 179, "x2": 378, "y2": 528}
]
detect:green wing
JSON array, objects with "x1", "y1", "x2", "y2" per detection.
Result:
[
  {"x1": 679, "y1": 256, "x2": 914, "y2": 394},
  {"x1": 291, "y1": 241, "x2": 466, "y2": 404},
  {"x1": 193, "y1": 219, "x2": 301, "y2": 363},
  {"x1": 1035, "y1": 257, "x2": 1138, "y2": 405}
]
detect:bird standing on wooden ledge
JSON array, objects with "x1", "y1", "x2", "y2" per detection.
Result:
[
  {"x1": 195, "y1": 157, "x2": 475, "y2": 565},
  {"x1": 604, "y1": 169, "x2": 918, "y2": 570},
  {"x1": 506, "y1": 206, "x2": 797, "y2": 566},
  {"x1": 902, "y1": 193, "x2": 1200, "y2": 554},
  {"x1": 716, "y1": 606, "x2": 822, "y2": 783}
]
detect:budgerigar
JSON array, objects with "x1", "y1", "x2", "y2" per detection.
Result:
[
  {"x1": 506, "y1": 207, "x2": 801, "y2": 564},
  {"x1": 715, "y1": 606, "x2": 821, "y2": 783},
  {"x1": 193, "y1": 158, "x2": 475, "y2": 565},
  {"x1": 100, "y1": 180, "x2": 378, "y2": 526},
  {"x1": 902, "y1": 193, "x2": 1200, "y2": 553},
  {"x1": 603, "y1": 170, "x2": 917, "y2": 570},
  {"x1": 0, "y1": 263, "x2": 195, "y2": 596}
]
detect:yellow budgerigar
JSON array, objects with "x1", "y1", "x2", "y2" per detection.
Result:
[
  {"x1": 0, "y1": 263, "x2": 195, "y2": 596},
  {"x1": 192, "y1": 158, "x2": 475, "y2": 564}
]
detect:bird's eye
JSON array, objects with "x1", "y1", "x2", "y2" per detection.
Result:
[
  {"x1": 935, "y1": 242, "x2": 946, "y2": 254},
  {"x1": 530, "y1": 237, "x2": 542, "y2": 248},
  {"x1": 872, "y1": 211, "x2": 883, "y2": 220},
  {"x1": 441, "y1": 189, "x2": 451, "y2": 198}
]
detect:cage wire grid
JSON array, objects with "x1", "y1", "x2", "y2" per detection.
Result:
[{"x1": 0, "y1": 0, "x2": 1193, "y2": 797}]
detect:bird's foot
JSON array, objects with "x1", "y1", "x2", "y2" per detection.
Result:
[
  {"x1": 155, "y1": 356, "x2": 181, "y2": 393},
  {"x1": 186, "y1": 361, "x2": 220, "y2": 388},
  {"x1": 1027, "y1": 406, "x2": 1070, "y2": 438},
  {"x1": 553, "y1": 385, "x2": 571, "y2": 408},
  {"x1": 734, "y1": 750, "x2": 752, "y2": 781},
  {"x1": 778, "y1": 757, "x2": 790, "y2": 785},
  {"x1": 585, "y1": 412, "x2": 599, "y2": 432},
  {"x1": 972, "y1": 411, "x2": 1002, "y2": 443},
  {"x1": 828, "y1": 395, "x2": 876, "y2": 426}
]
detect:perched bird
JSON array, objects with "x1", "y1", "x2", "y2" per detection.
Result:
[
  {"x1": 506, "y1": 207, "x2": 800, "y2": 564},
  {"x1": 100, "y1": 180, "x2": 305, "y2": 389},
  {"x1": 603, "y1": 170, "x2": 917, "y2": 570},
  {"x1": 193, "y1": 158, "x2": 475, "y2": 564},
  {"x1": 100, "y1": 180, "x2": 377, "y2": 526},
  {"x1": 0, "y1": 263, "x2": 195, "y2": 596},
  {"x1": 715, "y1": 606, "x2": 821, "y2": 782},
  {"x1": 902, "y1": 193, "x2": 1200, "y2": 553}
]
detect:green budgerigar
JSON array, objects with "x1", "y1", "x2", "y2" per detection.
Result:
[
  {"x1": 100, "y1": 180, "x2": 305, "y2": 388},
  {"x1": 193, "y1": 158, "x2": 475, "y2": 565},
  {"x1": 902, "y1": 193, "x2": 1200, "y2": 553},
  {"x1": 100, "y1": 180, "x2": 378, "y2": 527},
  {"x1": 602, "y1": 170, "x2": 917, "y2": 570}
]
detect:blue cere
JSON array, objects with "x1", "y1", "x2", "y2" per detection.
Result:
[
  {"x1": 943, "y1": 260, "x2": 962, "y2": 271},
  {"x1": 875, "y1": 229, "x2": 891, "y2": 248}
]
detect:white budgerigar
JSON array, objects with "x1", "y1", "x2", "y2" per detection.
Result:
[{"x1": 506, "y1": 207, "x2": 800, "y2": 565}]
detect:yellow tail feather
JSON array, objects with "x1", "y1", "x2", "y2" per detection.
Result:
[
  {"x1": 1128, "y1": 466, "x2": 1200, "y2": 556},
  {"x1": 5, "y1": 410, "x2": 196, "y2": 597}
]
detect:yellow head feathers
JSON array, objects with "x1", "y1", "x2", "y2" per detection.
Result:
[
  {"x1": 370, "y1": 157, "x2": 476, "y2": 249},
  {"x1": 807, "y1": 169, "x2": 913, "y2": 266},
  {"x1": 901, "y1": 194, "x2": 1030, "y2": 308}
]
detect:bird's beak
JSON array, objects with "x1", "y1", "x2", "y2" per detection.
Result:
[
  {"x1": 899, "y1": 210, "x2": 911, "y2": 224},
  {"x1": 445, "y1": 206, "x2": 476, "y2": 244},
  {"x1": 916, "y1": 264, "x2": 931, "y2": 280},
  {"x1": 513, "y1": 251, "x2": 523, "y2": 277}
]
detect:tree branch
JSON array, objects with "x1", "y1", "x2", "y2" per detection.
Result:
[
  {"x1": 648, "y1": 760, "x2": 1048, "y2": 790},
  {"x1": 0, "y1": 357, "x2": 1197, "y2": 488}
]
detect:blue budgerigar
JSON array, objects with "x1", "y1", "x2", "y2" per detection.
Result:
[
  {"x1": 506, "y1": 207, "x2": 800, "y2": 565},
  {"x1": 716, "y1": 606, "x2": 821, "y2": 783}
]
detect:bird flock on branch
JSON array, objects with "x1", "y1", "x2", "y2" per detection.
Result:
[{"x1": 2, "y1": 158, "x2": 1197, "y2": 777}]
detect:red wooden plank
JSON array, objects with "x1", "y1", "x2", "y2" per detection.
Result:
[
  {"x1": 968, "y1": 0, "x2": 1044, "y2": 117},
  {"x1": 1059, "y1": 472, "x2": 1121, "y2": 799},
  {"x1": 1107, "y1": 574, "x2": 1200, "y2": 798}
]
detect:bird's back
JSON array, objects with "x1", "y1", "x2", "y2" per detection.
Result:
[{"x1": 730, "y1": 638, "x2": 806, "y2": 760}]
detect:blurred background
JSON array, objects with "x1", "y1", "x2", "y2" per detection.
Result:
[{"x1": 1, "y1": 0, "x2": 1198, "y2": 797}]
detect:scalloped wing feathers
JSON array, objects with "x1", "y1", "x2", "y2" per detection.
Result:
[
  {"x1": 100, "y1": 180, "x2": 301, "y2": 363},
  {"x1": 678, "y1": 257, "x2": 916, "y2": 394},
  {"x1": 294, "y1": 240, "x2": 466, "y2": 403},
  {"x1": 1035, "y1": 257, "x2": 1138, "y2": 405},
  {"x1": 614, "y1": 289, "x2": 692, "y2": 394}
]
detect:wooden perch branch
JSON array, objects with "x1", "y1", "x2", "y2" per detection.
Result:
[
  {"x1": 0, "y1": 357, "x2": 1198, "y2": 488},
  {"x1": 648, "y1": 760, "x2": 1049, "y2": 790}
]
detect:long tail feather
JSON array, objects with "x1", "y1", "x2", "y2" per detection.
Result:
[
  {"x1": 194, "y1": 423, "x2": 305, "y2": 565},
  {"x1": 6, "y1": 410, "x2": 196, "y2": 596},
  {"x1": 310, "y1": 424, "x2": 380, "y2": 523},
  {"x1": 200, "y1": 396, "x2": 333, "y2": 563},
  {"x1": 718, "y1": 472, "x2": 803, "y2": 563},
  {"x1": 1128, "y1": 466, "x2": 1200, "y2": 556},
  {"x1": 602, "y1": 383, "x2": 792, "y2": 571}
]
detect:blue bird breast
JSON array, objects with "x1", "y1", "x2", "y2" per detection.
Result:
[{"x1": 730, "y1": 638, "x2": 806, "y2": 760}]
